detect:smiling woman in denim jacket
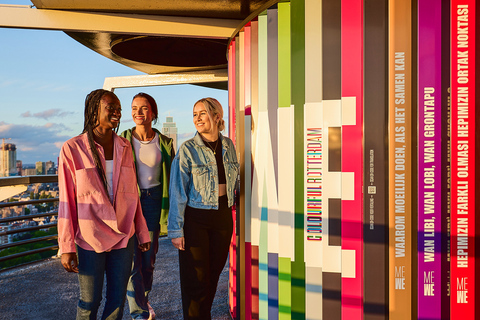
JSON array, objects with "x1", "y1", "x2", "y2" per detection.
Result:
[
  {"x1": 120, "y1": 93, "x2": 175, "y2": 320},
  {"x1": 58, "y1": 89, "x2": 151, "y2": 320},
  {"x1": 168, "y1": 97, "x2": 239, "y2": 320}
]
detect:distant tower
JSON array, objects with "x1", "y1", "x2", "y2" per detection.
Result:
[
  {"x1": 161, "y1": 116, "x2": 178, "y2": 151},
  {"x1": 35, "y1": 161, "x2": 46, "y2": 175},
  {"x1": 16, "y1": 160, "x2": 22, "y2": 176},
  {"x1": 0, "y1": 143, "x2": 17, "y2": 177},
  {"x1": 45, "y1": 161, "x2": 55, "y2": 175}
]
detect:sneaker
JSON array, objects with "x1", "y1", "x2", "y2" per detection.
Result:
[{"x1": 147, "y1": 302, "x2": 156, "y2": 320}]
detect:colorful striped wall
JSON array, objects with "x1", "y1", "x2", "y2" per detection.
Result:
[{"x1": 227, "y1": 0, "x2": 477, "y2": 319}]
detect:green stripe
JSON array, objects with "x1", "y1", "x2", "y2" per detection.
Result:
[
  {"x1": 279, "y1": 257, "x2": 292, "y2": 319},
  {"x1": 278, "y1": 3, "x2": 292, "y2": 319},
  {"x1": 278, "y1": 2, "x2": 291, "y2": 109},
  {"x1": 291, "y1": 0, "x2": 306, "y2": 319},
  {"x1": 259, "y1": 175, "x2": 269, "y2": 320},
  {"x1": 258, "y1": 12, "x2": 269, "y2": 320}
]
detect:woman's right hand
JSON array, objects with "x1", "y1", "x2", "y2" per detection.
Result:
[
  {"x1": 171, "y1": 237, "x2": 185, "y2": 251},
  {"x1": 61, "y1": 252, "x2": 79, "y2": 273}
]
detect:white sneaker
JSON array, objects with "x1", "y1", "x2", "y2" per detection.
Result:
[{"x1": 147, "y1": 302, "x2": 156, "y2": 320}]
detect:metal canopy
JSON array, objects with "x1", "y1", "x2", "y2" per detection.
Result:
[
  {"x1": 29, "y1": 0, "x2": 276, "y2": 75},
  {"x1": 31, "y1": 0, "x2": 267, "y2": 19}
]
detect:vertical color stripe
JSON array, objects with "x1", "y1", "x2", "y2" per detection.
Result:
[
  {"x1": 278, "y1": 2, "x2": 291, "y2": 110},
  {"x1": 237, "y1": 30, "x2": 247, "y2": 320},
  {"x1": 417, "y1": 0, "x2": 442, "y2": 319},
  {"x1": 341, "y1": 0, "x2": 364, "y2": 318},
  {"x1": 277, "y1": 4, "x2": 292, "y2": 319},
  {"x1": 305, "y1": 0, "x2": 322, "y2": 103},
  {"x1": 322, "y1": 0, "x2": 341, "y2": 101},
  {"x1": 259, "y1": 175, "x2": 269, "y2": 320},
  {"x1": 256, "y1": 13, "x2": 269, "y2": 320},
  {"x1": 450, "y1": 0, "x2": 475, "y2": 318},
  {"x1": 252, "y1": 245, "x2": 260, "y2": 320},
  {"x1": 228, "y1": 39, "x2": 237, "y2": 319},
  {"x1": 266, "y1": 9, "x2": 280, "y2": 320},
  {"x1": 304, "y1": 2, "x2": 322, "y2": 317},
  {"x1": 279, "y1": 257, "x2": 292, "y2": 319},
  {"x1": 322, "y1": 0, "x2": 342, "y2": 318},
  {"x1": 304, "y1": 101, "x2": 324, "y2": 320},
  {"x1": 250, "y1": 19, "x2": 260, "y2": 320},
  {"x1": 388, "y1": 0, "x2": 413, "y2": 319},
  {"x1": 440, "y1": 1, "x2": 450, "y2": 318},
  {"x1": 244, "y1": 24, "x2": 253, "y2": 320},
  {"x1": 267, "y1": 7, "x2": 279, "y2": 187},
  {"x1": 363, "y1": 1, "x2": 388, "y2": 319},
  {"x1": 291, "y1": 0, "x2": 307, "y2": 318}
]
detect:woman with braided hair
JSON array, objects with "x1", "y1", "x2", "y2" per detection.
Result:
[{"x1": 58, "y1": 89, "x2": 151, "y2": 320}]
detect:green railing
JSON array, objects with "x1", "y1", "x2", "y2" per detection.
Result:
[{"x1": 0, "y1": 175, "x2": 59, "y2": 271}]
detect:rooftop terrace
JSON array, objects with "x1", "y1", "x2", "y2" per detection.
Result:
[{"x1": 0, "y1": 237, "x2": 232, "y2": 320}]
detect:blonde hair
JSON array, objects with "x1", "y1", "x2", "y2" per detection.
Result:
[{"x1": 194, "y1": 97, "x2": 225, "y2": 132}]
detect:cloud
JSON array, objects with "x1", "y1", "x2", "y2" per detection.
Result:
[
  {"x1": 0, "y1": 79, "x2": 21, "y2": 88},
  {"x1": 21, "y1": 108, "x2": 75, "y2": 120},
  {"x1": 0, "y1": 122, "x2": 13, "y2": 133},
  {"x1": 0, "y1": 121, "x2": 72, "y2": 164}
]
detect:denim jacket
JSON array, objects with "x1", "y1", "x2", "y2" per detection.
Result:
[{"x1": 168, "y1": 132, "x2": 239, "y2": 238}]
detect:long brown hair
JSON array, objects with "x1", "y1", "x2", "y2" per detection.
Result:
[{"x1": 82, "y1": 89, "x2": 118, "y2": 195}]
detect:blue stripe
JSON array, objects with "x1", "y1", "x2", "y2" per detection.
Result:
[{"x1": 268, "y1": 252, "x2": 279, "y2": 320}]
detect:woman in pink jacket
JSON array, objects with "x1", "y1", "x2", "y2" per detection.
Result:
[{"x1": 58, "y1": 89, "x2": 151, "y2": 320}]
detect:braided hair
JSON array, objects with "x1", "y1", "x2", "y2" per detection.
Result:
[{"x1": 82, "y1": 89, "x2": 119, "y2": 196}]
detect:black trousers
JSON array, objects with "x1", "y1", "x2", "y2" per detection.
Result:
[{"x1": 179, "y1": 195, "x2": 233, "y2": 320}]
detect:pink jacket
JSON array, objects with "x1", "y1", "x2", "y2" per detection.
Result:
[{"x1": 58, "y1": 132, "x2": 150, "y2": 254}]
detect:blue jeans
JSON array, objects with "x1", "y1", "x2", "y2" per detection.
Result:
[
  {"x1": 76, "y1": 237, "x2": 134, "y2": 320},
  {"x1": 127, "y1": 185, "x2": 162, "y2": 319}
]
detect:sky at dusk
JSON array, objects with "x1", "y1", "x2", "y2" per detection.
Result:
[{"x1": 0, "y1": 0, "x2": 228, "y2": 165}]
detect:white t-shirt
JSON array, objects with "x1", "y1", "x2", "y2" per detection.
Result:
[
  {"x1": 105, "y1": 160, "x2": 114, "y2": 203},
  {"x1": 132, "y1": 132, "x2": 162, "y2": 189}
]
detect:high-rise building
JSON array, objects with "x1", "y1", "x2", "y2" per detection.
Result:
[
  {"x1": 161, "y1": 116, "x2": 178, "y2": 151},
  {"x1": 35, "y1": 161, "x2": 45, "y2": 175},
  {"x1": 16, "y1": 160, "x2": 22, "y2": 176},
  {"x1": 23, "y1": 168, "x2": 36, "y2": 176},
  {"x1": 45, "y1": 161, "x2": 55, "y2": 175},
  {"x1": 0, "y1": 143, "x2": 17, "y2": 177}
]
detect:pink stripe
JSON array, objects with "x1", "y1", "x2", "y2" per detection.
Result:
[
  {"x1": 244, "y1": 24, "x2": 253, "y2": 320},
  {"x1": 228, "y1": 40, "x2": 237, "y2": 318},
  {"x1": 341, "y1": 0, "x2": 364, "y2": 318}
]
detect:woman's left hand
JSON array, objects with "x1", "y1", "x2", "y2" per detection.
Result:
[{"x1": 139, "y1": 241, "x2": 151, "y2": 252}]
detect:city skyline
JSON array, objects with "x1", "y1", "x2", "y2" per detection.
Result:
[
  {"x1": 0, "y1": 0, "x2": 228, "y2": 164},
  {"x1": 1, "y1": 114, "x2": 191, "y2": 167}
]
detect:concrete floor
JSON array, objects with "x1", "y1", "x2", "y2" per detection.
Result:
[{"x1": 0, "y1": 237, "x2": 232, "y2": 320}]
